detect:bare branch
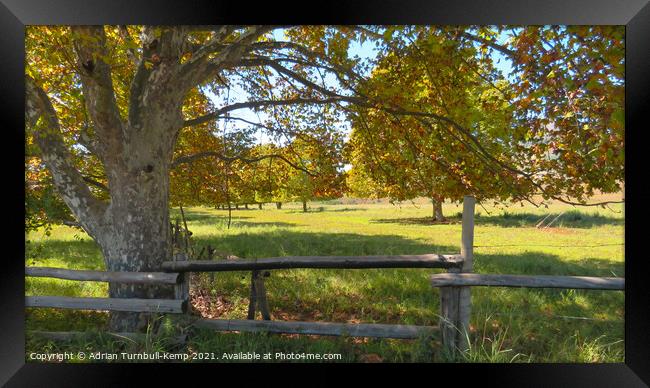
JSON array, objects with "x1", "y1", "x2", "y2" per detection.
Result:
[
  {"x1": 250, "y1": 40, "x2": 365, "y2": 83},
  {"x1": 457, "y1": 31, "x2": 518, "y2": 58},
  {"x1": 247, "y1": 56, "x2": 346, "y2": 98},
  {"x1": 182, "y1": 25, "x2": 236, "y2": 69},
  {"x1": 171, "y1": 151, "x2": 316, "y2": 176},
  {"x1": 182, "y1": 96, "x2": 351, "y2": 128}
]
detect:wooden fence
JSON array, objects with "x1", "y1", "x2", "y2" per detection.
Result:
[
  {"x1": 25, "y1": 196, "x2": 624, "y2": 355},
  {"x1": 25, "y1": 255, "x2": 191, "y2": 314}
]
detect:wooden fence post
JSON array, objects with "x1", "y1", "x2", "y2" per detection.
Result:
[
  {"x1": 247, "y1": 270, "x2": 258, "y2": 319},
  {"x1": 440, "y1": 195, "x2": 474, "y2": 357},
  {"x1": 247, "y1": 270, "x2": 271, "y2": 320},
  {"x1": 255, "y1": 271, "x2": 271, "y2": 320},
  {"x1": 174, "y1": 253, "x2": 191, "y2": 314},
  {"x1": 458, "y1": 195, "x2": 475, "y2": 352},
  {"x1": 439, "y1": 268, "x2": 460, "y2": 354}
]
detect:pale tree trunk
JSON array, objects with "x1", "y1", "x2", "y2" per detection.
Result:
[
  {"x1": 432, "y1": 196, "x2": 445, "y2": 222},
  {"x1": 99, "y1": 58, "x2": 184, "y2": 331},
  {"x1": 101, "y1": 123, "x2": 177, "y2": 331}
]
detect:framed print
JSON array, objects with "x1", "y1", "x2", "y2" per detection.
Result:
[{"x1": 1, "y1": 0, "x2": 649, "y2": 386}]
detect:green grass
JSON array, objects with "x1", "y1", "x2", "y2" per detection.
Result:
[{"x1": 25, "y1": 197, "x2": 625, "y2": 362}]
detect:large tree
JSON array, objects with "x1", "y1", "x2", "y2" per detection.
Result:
[
  {"x1": 25, "y1": 25, "x2": 367, "y2": 331},
  {"x1": 347, "y1": 27, "x2": 521, "y2": 220},
  {"x1": 25, "y1": 25, "x2": 623, "y2": 332}
]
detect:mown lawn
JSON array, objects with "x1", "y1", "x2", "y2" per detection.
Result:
[{"x1": 25, "y1": 195, "x2": 625, "y2": 362}]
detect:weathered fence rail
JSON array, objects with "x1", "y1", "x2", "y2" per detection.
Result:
[
  {"x1": 25, "y1": 254, "x2": 190, "y2": 314},
  {"x1": 430, "y1": 273, "x2": 624, "y2": 290},
  {"x1": 193, "y1": 318, "x2": 436, "y2": 339},
  {"x1": 161, "y1": 254, "x2": 463, "y2": 272},
  {"x1": 25, "y1": 267, "x2": 180, "y2": 285},
  {"x1": 25, "y1": 296, "x2": 186, "y2": 313}
]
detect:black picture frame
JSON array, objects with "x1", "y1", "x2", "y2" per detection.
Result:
[{"x1": 1, "y1": 0, "x2": 648, "y2": 386}]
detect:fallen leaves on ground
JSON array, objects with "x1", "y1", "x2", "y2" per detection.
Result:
[{"x1": 189, "y1": 288, "x2": 234, "y2": 319}]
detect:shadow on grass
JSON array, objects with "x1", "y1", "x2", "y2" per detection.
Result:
[
  {"x1": 341, "y1": 251, "x2": 621, "y2": 305},
  {"x1": 188, "y1": 230, "x2": 623, "y2": 301},
  {"x1": 197, "y1": 218, "x2": 298, "y2": 229},
  {"x1": 371, "y1": 217, "x2": 460, "y2": 226},
  {"x1": 232, "y1": 221, "x2": 299, "y2": 228},
  {"x1": 371, "y1": 210, "x2": 623, "y2": 229},
  {"x1": 170, "y1": 210, "x2": 252, "y2": 222},
  {"x1": 185, "y1": 233, "x2": 622, "y2": 330},
  {"x1": 170, "y1": 211, "x2": 297, "y2": 229},
  {"x1": 475, "y1": 252, "x2": 623, "y2": 277},
  {"x1": 28, "y1": 227, "x2": 623, "y2": 282},
  {"x1": 26, "y1": 308, "x2": 108, "y2": 331},
  {"x1": 192, "y1": 230, "x2": 459, "y2": 259},
  {"x1": 285, "y1": 207, "x2": 325, "y2": 214},
  {"x1": 326, "y1": 207, "x2": 368, "y2": 212}
]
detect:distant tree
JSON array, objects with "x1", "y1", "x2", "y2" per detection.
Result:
[
  {"x1": 284, "y1": 134, "x2": 346, "y2": 212},
  {"x1": 344, "y1": 164, "x2": 382, "y2": 200}
]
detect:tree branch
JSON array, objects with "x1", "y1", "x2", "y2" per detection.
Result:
[
  {"x1": 82, "y1": 176, "x2": 109, "y2": 192},
  {"x1": 393, "y1": 108, "x2": 622, "y2": 207},
  {"x1": 250, "y1": 41, "x2": 365, "y2": 83},
  {"x1": 128, "y1": 26, "x2": 186, "y2": 130},
  {"x1": 249, "y1": 56, "x2": 347, "y2": 98},
  {"x1": 171, "y1": 151, "x2": 316, "y2": 176},
  {"x1": 182, "y1": 96, "x2": 351, "y2": 128},
  {"x1": 26, "y1": 75, "x2": 107, "y2": 239},
  {"x1": 71, "y1": 26, "x2": 125, "y2": 164},
  {"x1": 457, "y1": 31, "x2": 518, "y2": 58},
  {"x1": 177, "y1": 25, "x2": 276, "y2": 90}
]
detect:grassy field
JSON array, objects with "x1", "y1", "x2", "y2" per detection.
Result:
[{"x1": 25, "y1": 195, "x2": 625, "y2": 362}]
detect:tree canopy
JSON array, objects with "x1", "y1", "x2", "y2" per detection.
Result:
[{"x1": 346, "y1": 26, "x2": 624, "y2": 210}]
